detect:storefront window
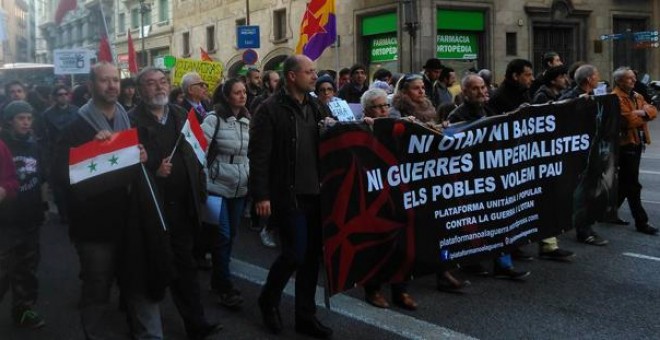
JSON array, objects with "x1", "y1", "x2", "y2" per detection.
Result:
[
  {"x1": 436, "y1": 9, "x2": 486, "y2": 75},
  {"x1": 362, "y1": 12, "x2": 399, "y2": 77}
]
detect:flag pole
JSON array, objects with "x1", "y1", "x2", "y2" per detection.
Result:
[
  {"x1": 331, "y1": 1, "x2": 339, "y2": 82},
  {"x1": 141, "y1": 164, "x2": 167, "y2": 231},
  {"x1": 168, "y1": 133, "x2": 183, "y2": 160}
]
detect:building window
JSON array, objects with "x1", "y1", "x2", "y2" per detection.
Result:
[
  {"x1": 206, "y1": 26, "x2": 215, "y2": 51},
  {"x1": 506, "y1": 32, "x2": 517, "y2": 56},
  {"x1": 236, "y1": 18, "x2": 246, "y2": 27},
  {"x1": 273, "y1": 8, "x2": 286, "y2": 41},
  {"x1": 613, "y1": 17, "x2": 649, "y2": 73},
  {"x1": 182, "y1": 32, "x2": 190, "y2": 56},
  {"x1": 158, "y1": 0, "x2": 169, "y2": 22},
  {"x1": 131, "y1": 8, "x2": 139, "y2": 29},
  {"x1": 118, "y1": 13, "x2": 126, "y2": 33}
]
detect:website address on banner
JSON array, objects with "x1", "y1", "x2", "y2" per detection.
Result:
[
  {"x1": 447, "y1": 242, "x2": 505, "y2": 260},
  {"x1": 439, "y1": 214, "x2": 539, "y2": 248}
]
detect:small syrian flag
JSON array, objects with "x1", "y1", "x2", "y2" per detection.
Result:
[
  {"x1": 69, "y1": 129, "x2": 141, "y2": 196},
  {"x1": 181, "y1": 108, "x2": 209, "y2": 165}
]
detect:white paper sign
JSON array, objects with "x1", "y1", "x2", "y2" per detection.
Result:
[
  {"x1": 328, "y1": 99, "x2": 356, "y2": 122},
  {"x1": 54, "y1": 49, "x2": 91, "y2": 75},
  {"x1": 202, "y1": 195, "x2": 223, "y2": 225}
]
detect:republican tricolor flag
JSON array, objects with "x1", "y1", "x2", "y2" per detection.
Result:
[
  {"x1": 69, "y1": 129, "x2": 141, "y2": 196},
  {"x1": 181, "y1": 108, "x2": 209, "y2": 165}
]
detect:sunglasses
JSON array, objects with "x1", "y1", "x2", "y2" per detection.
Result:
[{"x1": 403, "y1": 74, "x2": 423, "y2": 82}]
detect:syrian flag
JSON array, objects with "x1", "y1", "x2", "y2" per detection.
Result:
[
  {"x1": 180, "y1": 108, "x2": 209, "y2": 165},
  {"x1": 69, "y1": 129, "x2": 141, "y2": 196}
]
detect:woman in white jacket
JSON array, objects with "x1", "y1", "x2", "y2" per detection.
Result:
[{"x1": 202, "y1": 78, "x2": 250, "y2": 308}]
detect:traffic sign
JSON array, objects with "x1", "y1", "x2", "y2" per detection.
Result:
[
  {"x1": 237, "y1": 25, "x2": 260, "y2": 49},
  {"x1": 242, "y1": 49, "x2": 258, "y2": 65},
  {"x1": 600, "y1": 33, "x2": 625, "y2": 41}
]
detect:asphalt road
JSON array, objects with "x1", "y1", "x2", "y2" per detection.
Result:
[{"x1": 1, "y1": 116, "x2": 659, "y2": 340}]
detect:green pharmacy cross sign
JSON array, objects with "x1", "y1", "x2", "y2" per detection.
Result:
[{"x1": 436, "y1": 33, "x2": 478, "y2": 60}]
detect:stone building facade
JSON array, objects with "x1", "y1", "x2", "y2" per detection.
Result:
[
  {"x1": 168, "y1": 0, "x2": 658, "y2": 83},
  {"x1": 1, "y1": 0, "x2": 31, "y2": 64},
  {"x1": 39, "y1": 0, "x2": 116, "y2": 63},
  {"x1": 27, "y1": 0, "x2": 659, "y2": 82}
]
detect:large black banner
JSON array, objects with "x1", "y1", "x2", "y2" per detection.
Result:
[{"x1": 320, "y1": 95, "x2": 620, "y2": 295}]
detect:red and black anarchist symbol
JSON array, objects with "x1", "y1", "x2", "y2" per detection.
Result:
[{"x1": 320, "y1": 122, "x2": 416, "y2": 295}]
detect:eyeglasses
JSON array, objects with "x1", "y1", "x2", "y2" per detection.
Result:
[
  {"x1": 369, "y1": 103, "x2": 390, "y2": 110},
  {"x1": 192, "y1": 82, "x2": 208, "y2": 88}
]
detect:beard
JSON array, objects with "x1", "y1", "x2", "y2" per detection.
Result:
[{"x1": 147, "y1": 94, "x2": 169, "y2": 107}]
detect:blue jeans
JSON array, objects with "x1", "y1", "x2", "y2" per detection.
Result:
[
  {"x1": 495, "y1": 254, "x2": 513, "y2": 269},
  {"x1": 211, "y1": 196, "x2": 246, "y2": 293}
]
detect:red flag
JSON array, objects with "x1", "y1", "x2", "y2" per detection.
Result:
[
  {"x1": 98, "y1": 36, "x2": 113, "y2": 63},
  {"x1": 200, "y1": 47, "x2": 213, "y2": 62},
  {"x1": 127, "y1": 31, "x2": 138, "y2": 74},
  {"x1": 54, "y1": 0, "x2": 77, "y2": 24}
]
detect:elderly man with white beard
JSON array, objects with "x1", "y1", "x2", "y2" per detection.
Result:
[{"x1": 129, "y1": 67, "x2": 222, "y2": 340}]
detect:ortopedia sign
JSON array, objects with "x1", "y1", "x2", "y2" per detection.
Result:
[
  {"x1": 370, "y1": 35, "x2": 398, "y2": 62},
  {"x1": 436, "y1": 33, "x2": 478, "y2": 60}
]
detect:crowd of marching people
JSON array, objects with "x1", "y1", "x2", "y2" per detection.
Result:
[{"x1": 0, "y1": 51, "x2": 657, "y2": 339}]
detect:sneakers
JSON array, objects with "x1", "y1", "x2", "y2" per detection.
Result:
[
  {"x1": 539, "y1": 248, "x2": 576, "y2": 262},
  {"x1": 493, "y1": 267, "x2": 531, "y2": 281},
  {"x1": 217, "y1": 288, "x2": 244, "y2": 309},
  {"x1": 14, "y1": 309, "x2": 45, "y2": 329},
  {"x1": 579, "y1": 234, "x2": 609, "y2": 246},
  {"x1": 260, "y1": 227, "x2": 277, "y2": 248}
]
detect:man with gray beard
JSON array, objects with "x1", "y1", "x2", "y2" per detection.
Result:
[{"x1": 129, "y1": 67, "x2": 222, "y2": 339}]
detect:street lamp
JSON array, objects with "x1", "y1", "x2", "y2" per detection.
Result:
[
  {"x1": 139, "y1": 0, "x2": 152, "y2": 68},
  {"x1": 402, "y1": 0, "x2": 419, "y2": 72}
]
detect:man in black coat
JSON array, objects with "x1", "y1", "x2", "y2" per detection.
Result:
[
  {"x1": 249, "y1": 55, "x2": 333, "y2": 338},
  {"x1": 337, "y1": 63, "x2": 368, "y2": 104},
  {"x1": 130, "y1": 67, "x2": 221, "y2": 340},
  {"x1": 488, "y1": 58, "x2": 534, "y2": 115}
]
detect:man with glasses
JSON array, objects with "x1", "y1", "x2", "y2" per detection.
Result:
[
  {"x1": 129, "y1": 67, "x2": 222, "y2": 339},
  {"x1": 181, "y1": 72, "x2": 211, "y2": 122},
  {"x1": 250, "y1": 55, "x2": 334, "y2": 338},
  {"x1": 42, "y1": 85, "x2": 79, "y2": 223}
]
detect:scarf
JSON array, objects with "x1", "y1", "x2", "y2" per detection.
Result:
[
  {"x1": 392, "y1": 93, "x2": 437, "y2": 123},
  {"x1": 78, "y1": 99, "x2": 131, "y2": 132}
]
